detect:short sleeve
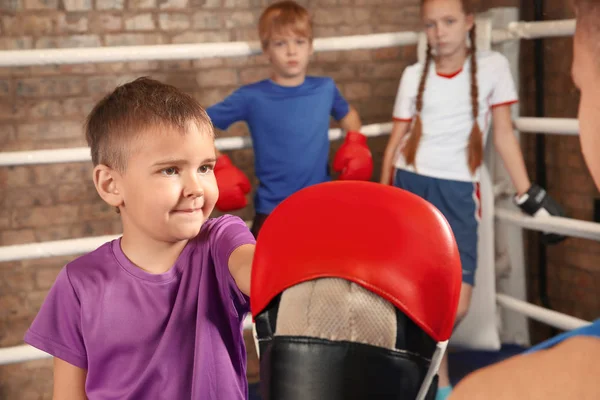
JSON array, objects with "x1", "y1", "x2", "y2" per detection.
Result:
[
  {"x1": 24, "y1": 267, "x2": 87, "y2": 369},
  {"x1": 330, "y1": 82, "x2": 350, "y2": 121},
  {"x1": 205, "y1": 88, "x2": 248, "y2": 131},
  {"x1": 490, "y1": 55, "x2": 518, "y2": 108},
  {"x1": 207, "y1": 215, "x2": 256, "y2": 314},
  {"x1": 392, "y1": 66, "x2": 418, "y2": 121}
]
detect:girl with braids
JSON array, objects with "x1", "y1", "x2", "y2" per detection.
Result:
[{"x1": 380, "y1": 0, "x2": 565, "y2": 398}]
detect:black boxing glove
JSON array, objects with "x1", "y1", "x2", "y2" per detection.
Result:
[{"x1": 514, "y1": 183, "x2": 567, "y2": 244}]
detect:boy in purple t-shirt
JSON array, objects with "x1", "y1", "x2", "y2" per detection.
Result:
[{"x1": 24, "y1": 77, "x2": 256, "y2": 400}]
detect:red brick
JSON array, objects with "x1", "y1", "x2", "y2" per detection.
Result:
[
  {"x1": 96, "y1": 0, "x2": 124, "y2": 9},
  {"x1": 17, "y1": 121, "x2": 83, "y2": 141},
  {"x1": 105, "y1": 33, "x2": 165, "y2": 46},
  {"x1": 129, "y1": 0, "x2": 156, "y2": 8},
  {"x1": 192, "y1": 11, "x2": 223, "y2": 30},
  {"x1": 0, "y1": 229, "x2": 36, "y2": 245},
  {"x1": 0, "y1": 294, "x2": 30, "y2": 319},
  {"x1": 24, "y1": 0, "x2": 58, "y2": 10},
  {"x1": 125, "y1": 13, "x2": 155, "y2": 31},
  {"x1": 80, "y1": 202, "x2": 120, "y2": 222},
  {"x1": 31, "y1": 163, "x2": 89, "y2": 186},
  {"x1": 0, "y1": 166, "x2": 36, "y2": 188},
  {"x1": 16, "y1": 77, "x2": 86, "y2": 97},
  {"x1": 196, "y1": 68, "x2": 239, "y2": 87},
  {"x1": 0, "y1": 37, "x2": 34, "y2": 50},
  {"x1": 158, "y1": 0, "x2": 187, "y2": 8},
  {"x1": 343, "y1": 82, "x2": 372, "y2": 101},
  {"x1": 0, "y1": 124, "x2": 17, "y2": 145},
  {"x1": 239, "y1": 67, "x2": 270, "y2": 85},
  {"x1": 12, "y1": 204, "x2": 80, "y2": 229},
  {"x1": 35, "y1": 268, "x2": 60, "y2": 291},
  {"x1": 55, "y1": 13, "x2": 89, "y2": 33},
  {"x1": 90, "y1": 13, "x2": 123, "y2": 32},
  {"x1": 224, "y1": 11, "x2": 257, "y2": 29},
  {"x1": 63, "y1": 0, "x2": 92, "y2": 10},
  {"x1": 0, "y1": 267, "x2": 36, "y2": 293},
  {"x1": 158, "y1": 13, "x2": 190, "y2": 30},
  {"x1": 171, "y1": 31, "x2": 230, "y2": 44}
]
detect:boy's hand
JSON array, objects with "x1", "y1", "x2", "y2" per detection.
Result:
[
  {"x1": 214, "y1": 155, "x2": 251, "y2": 211},
  {"x1": 333, "y1": 131, "x2": 373, "y2": 181}
]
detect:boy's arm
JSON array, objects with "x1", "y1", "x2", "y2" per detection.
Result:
[
  {"x1": 53, "y1": 357, "x2": 87, "y2": 400},
  {"x1": 228, "y1": 243, "x2": 255, "y2": 297},
  {"x1": 339, "y1": 105, "x2": 362, "y2": 132}
]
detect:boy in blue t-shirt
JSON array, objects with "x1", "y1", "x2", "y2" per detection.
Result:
[{"x1": 206, "y1": 0, "x2": 373, "y2": 237}]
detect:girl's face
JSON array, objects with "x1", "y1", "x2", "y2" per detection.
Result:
[{"x1": 422, "y1": 0, "x2": 474, "y2": 59}]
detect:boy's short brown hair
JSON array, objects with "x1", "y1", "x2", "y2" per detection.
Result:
[
  {"x1": 85, "y1": 77, "x2": 213, "y2": 172},
  {"x1": 258, "y1": 0, "x2": 313, "y2": 48}
]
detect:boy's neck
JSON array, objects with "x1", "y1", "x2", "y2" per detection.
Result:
[
  {"x1": 120, "y1": 232, "x2": 189, "y2": 275},
  {"x1": 435, "y1": 46, "x2": 469, "y2": 74},
  {"x1": 271, "y1": 72, "x2": 306, "y2": 87}
]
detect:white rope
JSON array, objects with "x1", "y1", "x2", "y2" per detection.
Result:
[
  {"x1": 495, "y1": 208, "x2": 600, "y2": 241},
  {"x1": 0, "y1": 32, "x2": 418, "y2": 67},
  {"x1": 514, "y1": 117, "x2": 579, "y2": 135},
  {"x1": 0, "y1": 117, "x2": 579, "y2": 167},
  {"x1": 0, "y1": 117, "x2": 580, "y2": 167},
  {"x1": 0, "y1": 235, "x2": 120, "y2": 263},
  {"x1": 496, "y1": 294, "x2": 590, "y2": 332},
  {"x1": 492, "y1": 19, "x2": 575, "y2": 42},
  {"x1": 0, "y1": 316, "x2": 254, "y2": 366},
  {"x1": 0, "y1": 19, "x2": 574, "y2": 67},
  {"x1": 0, "y1": 123, "x2": 393, "y2": 167}
]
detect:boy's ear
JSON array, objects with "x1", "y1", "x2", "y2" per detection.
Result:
[{"x1": 93, "y1": 164, "x2": 124, "y2": 209}]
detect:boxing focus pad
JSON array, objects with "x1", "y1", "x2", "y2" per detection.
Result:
[
  {"x1": 514, "y1": 183, "x2": 567, "y2": 244},
  {"x1": 333, "y1": 131, "x2": 373, "y2": 181},
  {"x1": 251, "y1": 181, "x2": 462, "y2": 400},
  {"x1": 214, "y1": 154, "x2": 251, "y2": 212}
]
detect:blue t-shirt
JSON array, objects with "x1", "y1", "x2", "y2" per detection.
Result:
[
  {"x1": 525, "y1": 319, "x2": 600, "y2": 354},
  {"x1": 206, "y1": 77, "x2": 350, "y2": 214}
]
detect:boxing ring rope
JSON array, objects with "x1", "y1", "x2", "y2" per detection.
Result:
[
  {"x1": 0, "y1": 19, "x2": 573, "y2": 67},
  {"x1": 0, "y1": 118, "x2": 578, "y2": 167},
  {"x1": 0, "y1": 15, "x2": 592, "y2": 366}
]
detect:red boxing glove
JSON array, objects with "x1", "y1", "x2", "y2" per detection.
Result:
[
  {"x1": 214, "y1": 154, "x2": 251, "y2": 212},
  {"x1": 333, "y1": 131, "x2": 374, "y2": 181}
]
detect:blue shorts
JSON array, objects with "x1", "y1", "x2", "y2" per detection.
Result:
[{"x1": 394, "y1": 169, "x2": 480, "y2": 286}]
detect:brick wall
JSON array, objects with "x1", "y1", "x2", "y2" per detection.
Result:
[
  {"x1": 2, "y1": 0, "x2": 597, "y2": 398},
  {"x1": 0, "y1": 0, "x2": 422, "y2": 397},
  {"x1": 518, "y1": 1, "x2": 600, "y2": 343}
]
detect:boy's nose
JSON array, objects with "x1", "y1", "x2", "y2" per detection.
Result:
[{"x1": 184, "y1": 175, "x2": 204, "y2": 198}]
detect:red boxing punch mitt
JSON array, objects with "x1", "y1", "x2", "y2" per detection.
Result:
[
  {"x1": 250, "y1": 181, "x2": 462, "y2": 400},
  {"x1": 251, "y1": 181, "x2": 461, "y2": 342},
  {"x1": 332, "y1": 131, "x2": 374, "y2": 181},
  {"x1": 214, "y1": 154, "x2": 251, "y2": 212}
]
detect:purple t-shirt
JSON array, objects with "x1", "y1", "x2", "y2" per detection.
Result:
[{"x1": 24, "y1": 215, "x2": 255, "y2": 400}]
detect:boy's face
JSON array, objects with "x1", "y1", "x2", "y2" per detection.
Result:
[
  {"x1": 572, "y1": 19, "x2": 600, "y2": 189},
  {"x1": 114, "y1": 123, "x2": 218, "y2": 244},
  {"x1": 265, "y1": 30, "x2": 313, "y2": 82}
]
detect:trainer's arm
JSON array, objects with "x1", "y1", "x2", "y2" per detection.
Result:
[
  {"x1": 53, "y1": 357, "x2": 87, "y2": 400},
  {"x1": 450, "y1": 336, "x2": 600, "y2": 399},
  {"x1": 228, "y1": 244, "x2": 255, "y2": 296}
]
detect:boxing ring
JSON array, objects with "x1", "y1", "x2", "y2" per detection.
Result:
[{"x1": 0, "y1": 6, "x2": 594, "y2": 370}]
